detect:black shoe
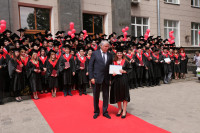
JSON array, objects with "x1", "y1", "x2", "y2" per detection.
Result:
[
  {"x1": 93, "y1": 114, "x2": 99, "y2": 119},
  {"x1": 79, "y1": 91, "x2": 82, "y2": 96},
  {"x1": 103, "y1": 113, "x2": 111, "y2": 119},
  {"x1": 83, "y1": 92, "x2": 87, "y2": 95},
  {"x1": 116, "y1": 109, "x2": 123, "y2": 117},
  {"x1": 68, "y1": 91, "x2": 73, "y2": 96},
  {"x1": 121, "y1": 112, "x2": 127, "y2": 119}
]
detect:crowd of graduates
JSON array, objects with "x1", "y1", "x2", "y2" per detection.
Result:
[{"x1": 0, "y1": 29, "x2": 188, "y2": 104}]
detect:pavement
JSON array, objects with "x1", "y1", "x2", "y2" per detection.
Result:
[{"x1": 0, "y1": 80, "x2": 200, "y2": 133}]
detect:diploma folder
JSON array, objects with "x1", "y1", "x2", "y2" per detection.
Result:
[
  {"x1": 65, "y1": 62, "x2": 70, "y2": 69},
  {"x1": 109, "y1": 65, "x2": 122, "y2": 75}
]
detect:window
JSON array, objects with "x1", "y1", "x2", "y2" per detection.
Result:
[
  {"x1": 191, "y1": 0, "x2": 200, "y2": 7},
  {"x1": 131, "y1": 17, "x2": 149, "y2": 37},
  {"x1": 164, "y1": 20, "x2": 179, "y2": 45},
  {"x1": 19, "y1": 6, "x2": 51, "y2": 35},
  {"x1": 191, "y1": 22, "x2": 200, "y2": 46},
  {"x1": 164, "y1": 0, "x2": 179, "y2": 4},
  {"x1": 83, "y1": 13, "x2": 104, "y2": 35}
]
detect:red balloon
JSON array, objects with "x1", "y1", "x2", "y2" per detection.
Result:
[
  {"x1": 125, "y1": 26, "x2": 129, "y2": 31},
  {"x1": 68, "y1": 31, "x2": 72, "y2": 36},
  {"x1": 0, "y1": 27, "x2": 2, "y2": 33},
  {"x1": 171, "y1": 36, "x2": 175, "y2": 40},
  {"x1": 69, "y1": 22, "x2": 74, "y2": 30},
  {"x1": 146, "y1": 29, "x2": 150, "y2": 33},
  {"x1": 123, "y1": 32, "x2": 127, "y2": 36},
  {"x1": 198, "y1": 31, "x2": 200, "y2": 35},
  {"x1": 171, "y1": 40, "x2": 175, "y2": 44},
  {"x1": 0, "y1": 20, "x2": 6, "y2": 25},
  {"x1": 1, "y1": 24, "x2": 6, "y2": 30},
  {"x1": 171, "y1": 31, "x2": 174, "y2": 33},
  {"x1": 83, "y1": 30, "x2": 87, "y2": 34},
  {"x1": 72, "y1": 29, "x2": 76, "y2": 33},
  {"x1": 144, "y1": 33, "x2": 148, "y2": 38},
  {"x1": 168, "y1": 38, "x2": 171, "y2": 42},
  {"x1": 123, "y1": 38, "x2": 126, "y2": 41},
  {"x1": 71, "y1": 34, "x2": 75, "y2": 39},
  {"x1": 122, "y1": 28, "x2": 125, "y2": 33}
]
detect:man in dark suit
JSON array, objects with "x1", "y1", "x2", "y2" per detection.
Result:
[{"x1": 89, "y1": 40, "x2": 113, "y2": 119}]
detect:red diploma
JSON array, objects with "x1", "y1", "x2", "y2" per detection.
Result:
[
  {"x1": 65, "y1": 62, "x2": 70, "y2": 69},
  {"x1": 52, "y1": 69, "x2": 57, "y2": 76},
  {"x1": 80, "y1": 63, "x2": 85, "y2": 69},
  {"x1": 17, "y1": 65, "x2": 22, "y2": 71}
]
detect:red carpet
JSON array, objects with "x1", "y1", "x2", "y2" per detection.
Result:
[{"x1": 33, "y1": 91, "x2": 171, "y2": 133}]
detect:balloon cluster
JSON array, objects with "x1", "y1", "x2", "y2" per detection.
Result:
[
  {"x1": 82, "y1": 30, "x2": 88, "y2": 40},
  {"x1": 0, "y1": 20, "x2": 7, "y2": 33},
  {"x1": 122, "y1": 26, "x2": 129, "y2": 41},
  {"x1": 168, "y1": 31, "x2": 175, "y2": 44},
  {"x1": 144, "y1": 29, "x2": 150, "y2": 40},
  {"x1": 199, "y1": 30, "x2": 200, "y2": 35},
  {"x1": 68, "y1": 22, "x2": 76, "y2": 39}
]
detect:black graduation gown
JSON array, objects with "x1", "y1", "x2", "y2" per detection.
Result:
[
  {"x1": 38, "y1": 56, "x2": 48, "y2": 88},
  {"x1": 0, "y1": 53, "x2": 7, "y2": 101},
  {"x1": 160, "y1": 54, "x2": 172, "y2": 74},
  {"x1": 59, "y1": 54, "x2": 75, "y2": 85},
  {"x1": 134, "y1": 53, "x2": 146, "y2": 79},
  {"x1": 179, "y1": 53, "x2": 188, "y2": 74},
  {"x1": 75, "y1": 56, "x2": 89, "y2": 85},
  {"x1": 169, "y1": 53, "x2": 175, "y2": 78},
  {"x1": 46, "y1": 59, "x2": 60, "y2": 89},
  {"x1": 151, "y1": 54, "x2": 162, "y2": 78},
  {"x1": 143, "y1": 52, "x2": 154, "y2": 79},
  {"x1": 174, "y1": 54, "x2": 181, "y2": 73},
  {"x1": 8, "y1": 58, "x2": 24, "y2": 93},
  {"x1": 26, "y1": 60, "x2": 42, "y2": 92},
  {"x1": 110, "y1": 60, "x2": 131, "y2": 104}
]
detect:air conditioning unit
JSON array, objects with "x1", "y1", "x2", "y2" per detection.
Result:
[{"x1": 131, "y1": 0, "x2": 140, "y2": 4}]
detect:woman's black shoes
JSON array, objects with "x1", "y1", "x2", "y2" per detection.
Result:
[
  {"x1": 121, "y1": 112, "x2": 127, "y2": 119},
  {"x1": 116, "y1": 109, "x2": 123, "y2": 117}
]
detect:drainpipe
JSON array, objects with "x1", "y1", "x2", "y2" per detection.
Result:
[{"x1": 157, "y1": 0, "x2": 160, "y2": 36}]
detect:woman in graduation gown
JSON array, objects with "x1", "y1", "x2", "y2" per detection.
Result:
[
  {"x1": 179, "y1": 47, "x2": 188, "y2": 79},
  {"x1": 8, "y1": 48, "x2": 24, "y2": 102},
  {"x1": 174, "y1": 48, "x2": 181, "y2": 79},
  {"x1": 46, "y1": 49, "x2": 60, "y2": 97},
  {"x1": 75, "y1": 47, "x2": 89, "y2": 96},
  {"x1": 38, "y1": 46, "x2": 48, "y2": 94},
  {"x1": 151, "y1": 48, "x2": 162, "y2": 86},
  {"x1": 86, "y1": 47, "x2": 94, "y2": 89},
  {"x1": 59, "y1": 45, "x2": 75, "y2": 96},
  {"x1": 20, "y1": 46, "x2": 30, "y2": 95},
  {"x1": 27, "y1": 50, "x2": 43, "y2": 99},
  {"x1": 168, "y1": 47, "x2": 175, "y2": 79},
  {"x1": 110, "y1": 46, "x2": 131, "y2": 119},
  {"x1": 0, "y1": 44, "x2": 7, "y2": 104}
]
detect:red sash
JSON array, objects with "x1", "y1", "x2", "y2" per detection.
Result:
[
  {"x1": 136, "y1": 53, "x2": 143, "y2": 65},
  {"x1": 56, "y1": 52, "x2": 61, "y2": 59},
  {"x1": 16, "y1": 59, "x2": 23, "y2": 66},
  {"x1": 174, "y1": 54, "x2": 179, "y2": 59},
  {"x1": 168, "y1": 53, "x2": 174, "y2": 59},
  {"x1": 74, "y1": 56, "x2": 76, "y2": 61},
  {"x1": 113, "y1": 49, "x2": 116, "y2": 54},
  {"x1": 3, "y1": 48, "x2": 8, "y2": 55},
  {"x1": 180, "y1": 53, "x2": 186, "y2": 57},
  {"x1": 49, "y1": 59, "x2": 58, "y2": 68},
  {"x1": 162, "y1": 53, "x2": 168, "y2": 58},
  {"x1": 39, "y1": 56, "x2": 47, "y2": 65},
  {"x1": 113, "y1": 59, "x2": 125, "y2": 66},
  {"x1": 63, "y1": 54, "x2": 72, "y2": 62},
  {"x1": 91, "y1": 44, "x2": 98, "y2": 51},
  {"x1": 21, "y1": 56, "x2": 29, "y2": 66},
  {"x1": 78, "y1": 56, "x2": 87, "y2": 64},
  {"x1": 0, "y1": 53, "x2": 6, "y2": 59},
  {"x1": 152, "y1": 53, "x2": 159, "y2": 60},
  {"x1": 30, "y1": 59, "x2": 40, "y2": 68},
  {"x1": 144, "y1": 52, "x2": 151, "y2": 61},
  {"x1": 126, "y1": 53, "x2": 133, "y2": 59}
]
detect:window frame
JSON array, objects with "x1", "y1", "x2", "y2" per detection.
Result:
[
  {"x1": 18, "y1": 3, "x2": 52, "y2": 35},
  {"x1": 82, "y1": 13, "x2": 105, "y2": 36},
  {"x1": 131, "y1": 16, "x2": 150, "y2": 37},
  {"x1": 191, "y1": 0, "x2": 200, "y2": 8},
  {"x1": 164, "y1": 0, "x2": 180, "y2": 5},
  {"x1": 191, "y1": 22, "x2": 200, "y2": 46},
  {"x1": 164, "y1": 19, "x2": 180, "y2": 46}
]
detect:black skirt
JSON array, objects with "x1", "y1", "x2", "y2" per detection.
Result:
[
  {"x1": 48, "y1": 76, "x2": 59, "y2": 89},
  {"x1": 174, "y1": 64, "x2": 180, "y2": 73},
  {"x1": 110, "y1": 74, "x2": 130, "y2": 104}
]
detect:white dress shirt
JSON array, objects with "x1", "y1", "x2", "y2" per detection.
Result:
[{"x1": 100, "y1": 49, "x2": 107, "y2": 64}]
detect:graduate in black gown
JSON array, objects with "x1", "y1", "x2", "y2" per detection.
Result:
[
  {"x1": 27, "y1": 50, "x2": 42, "y2": 99},
  {"x1": 59, "y1": 45, "x2": 75, "y2": 96},
  {"x1": 38, "y1": 47, "x2": 48, "y2": 94},
  {"x1": 168, "y1": 47, "x2": 175, "y2": 79},
  {"x1": 0, "y1": 43, "x2": 7, "y2": 104},
  {"x1": 8, "y1": 48, "x2": 24, "y2": 102},
  {"x1": 75, "y1": 47, "x2": 89, "y2": 95},
  {"x1": 151, "y1": 48, "x2": 162, "y2": 86},
  {"x1": 134, "y1": 45, "x2": 145, "y2": 87},
  {"x1": 143, "y1": 47, "x2": 154, "y2": 87},
  {"x1": 46, "y1": 50, "x2": 59, "y2": 97},
  {"x1": 179, "y1": 47, "x2": 188, "y2": 79},
  {"x1": 161, "y1": 47, "x2": 172, "y2": 84},
  {"x1": 174, "y1": 48, "x2": 181, "y2": 80},
  {"x1": 110, "y1": 46, "x2": 130, "y2": 119}
]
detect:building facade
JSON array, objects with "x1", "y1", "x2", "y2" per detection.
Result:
[{"x1": 0, "y1": 0, "x2": 200, "y2": 47}]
